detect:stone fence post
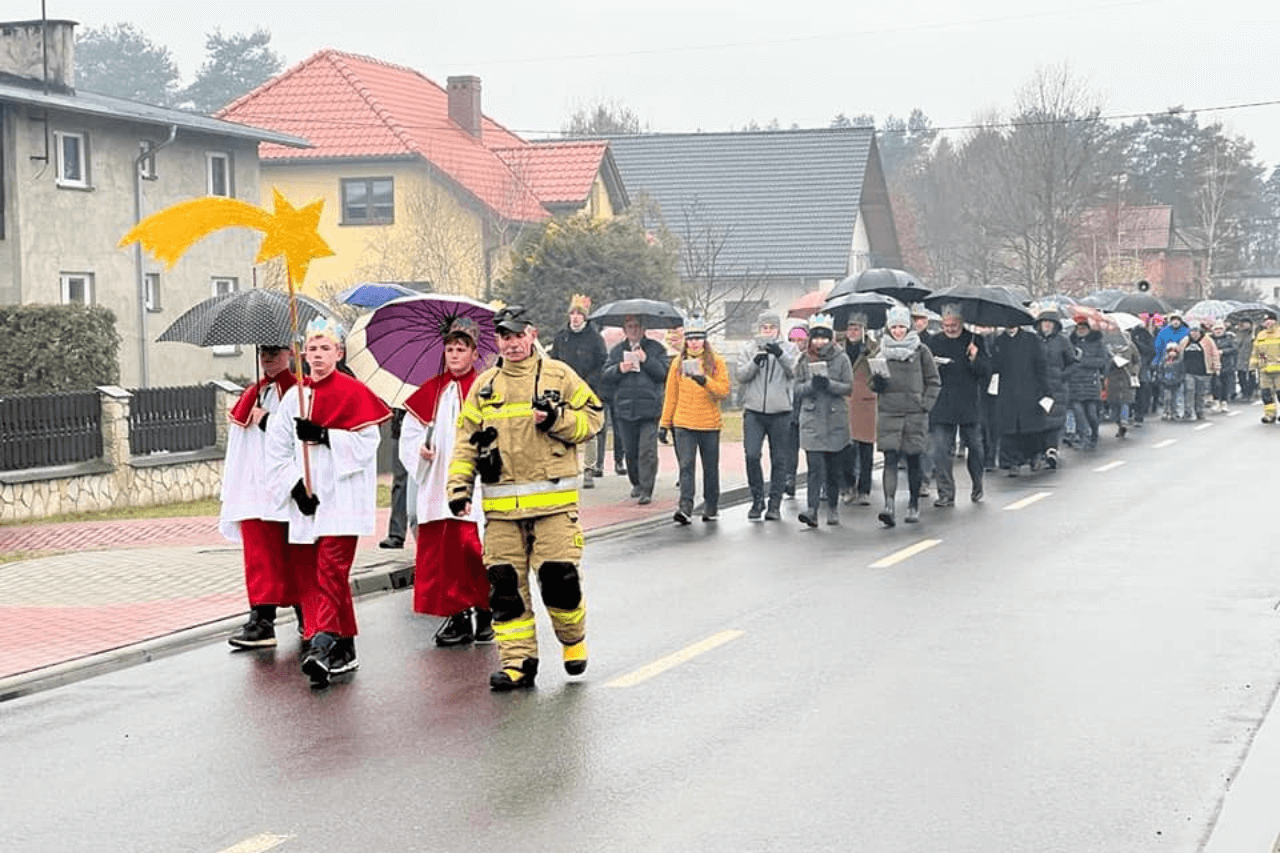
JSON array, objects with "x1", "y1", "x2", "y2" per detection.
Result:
[{"x1": 96, "y1": 386, "x2": 132, "y2": 468}]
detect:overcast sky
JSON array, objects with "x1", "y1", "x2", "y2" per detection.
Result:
[{"x1": 53, "y1": 0, "x2": 1280, "y2": 169}]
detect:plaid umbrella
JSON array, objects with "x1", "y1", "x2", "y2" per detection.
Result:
[
  {"x1": 344, "y1": 294, "x2": 499, "y2": 407},
  {"x1": 157, "y1": 288, "x2": 330, "y2": 347}
]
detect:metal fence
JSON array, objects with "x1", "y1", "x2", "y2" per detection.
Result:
[
  {"x1": 128, "y1": 385, "x2": 217, "y2": 456},
  {"x1": 0, "y1": 390, "x2": 103, "y2": 471}
]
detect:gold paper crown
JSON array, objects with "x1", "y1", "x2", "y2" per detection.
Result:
[
  {"x1": 808, "y1": 312, "x2": 835, "y2": 333},
  {"x1": 305, "y1": 315, "x2": 346, "y2": 343},
  {"x1": 569, "y1": 293, "x2": 592, "y2": 314}
]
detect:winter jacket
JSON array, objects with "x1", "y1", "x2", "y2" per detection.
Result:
[
  {"x1": 1178, "y1": 332, "x2": 1220, "y2": 376},
  {"x1": 735, "y1": 338, "x2": 801, "y2": 414},
  {"x1": 552, "y1": 323, "x2": 608, "y2": 391},
  {"x1": 1249, "y1": 327, "x2": 1280, "y2": 374},
  {"x1": 992, "y1": 328, "x2": 1051, "y2": 435},
  {"x1": 873, "y1": 331, "x2": 941, "y2": 455},
  {"x1": 1158, "y1": 355, "x2": 1186, "y2": 389},
  {"x1": 844, "y1": 337, "x2": 879, "y2": 443},
  {"x1": 1065, "y1": 328, "x2": 1108, "y2": 402},
  {"x1": 1103, "y1": 335, "x2": 1140, "y2": 406},
  {"x1": 601, "y1": 337, "x2": 670, "y2": 421},
  {"x1": 660, "y1": 350, "x2": 730, "y2": 431},
  {"x1": 1211, "y1": 331, "x2": 1238, "y2": 373},
  {"x1": 925, "y1": 328, "x2": 990, "y2": 426},
  {"x1": 1130, "y1": 325, "x2": 1157, "y2": 382},
  {"x1": 1152, "y1": 323, "x2": 1190, "y2": 365},
  {"x1": 1037, "y1": 322, "x2": 1076, "y2": 430},
  {"x1": 793, "y1": 342, "x2": 853, "y2": 453}
]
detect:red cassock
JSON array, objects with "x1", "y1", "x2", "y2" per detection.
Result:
[{"x1": 404, "y1": 370, "x2": 488, "y2": 616}]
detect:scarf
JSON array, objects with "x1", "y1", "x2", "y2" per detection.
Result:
[{"x1": 880, "y1": 330, "x2": 923, "y2": 362}]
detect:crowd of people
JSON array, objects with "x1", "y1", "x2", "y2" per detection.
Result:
[{"x1": 217, "y1": 292, "x2": 1272, "y2": 692}]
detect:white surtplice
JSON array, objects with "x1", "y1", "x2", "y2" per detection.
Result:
[
  {"x1": 219, "y1": 381, "x2": 290, "y2": 543},
  {"x1": 399, "y1": 381, "x2": 483, "y2": 527}
]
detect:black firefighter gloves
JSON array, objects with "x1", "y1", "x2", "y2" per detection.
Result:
[
  {"x1": 532, "y1": 396, "x2": 560, "y2": 432},
  {"x1": 294, "y1": 418, "x2": 330, "y2": 446},
  {"x1": 291, "y1": 479, "x2": 320, "y2": 516},
  {"x1": 469, "y1": 426, "x2": 502, "y2": 484},
  {"x1": 449, "y1": 497, "x2": 471, "y2": 517}
]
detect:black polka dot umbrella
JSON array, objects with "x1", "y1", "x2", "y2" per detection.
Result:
[{"x1": 157, "y1": 288, "x2": 330, "y2": 347}]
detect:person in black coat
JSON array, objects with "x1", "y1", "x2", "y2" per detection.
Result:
[
  {"x1": 924, "y1": 305, "x2": 991, "y2": 505},
  {"x1": 990, "y1": 325, "x2": 1052, "y2": 474},
  {"x1": 1035, "y1": 310, "x2": 1076, "y2": 468},
  {"x1": 1129, "y1": 322, "x2": 1157, "y2": 423},
  {"x1": 1064, "y1": 322, "x2": 1108, "y2": 449},
  {"x1": 601, "y1": 315, "x2": 671, "y2": 503},
  {"x1": 553, "y1": 295, "x2": 609, "y2": 486}
]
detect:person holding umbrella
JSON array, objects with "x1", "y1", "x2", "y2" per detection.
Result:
[
  {"x1": 869, "y1": 305, "x2": 940, "y2": 526},
  {"x1": 923, "y1": 304, "x2": 990, "y2": 506},
  {"x1": 447, "y1": 306, "x2": 604, "y2": 691},
  {"x1": 399, "y1": 319, "x2": 492, "y2": 648},
  {"x1": 660, "y1": 317, "x2": 730, "y2": 524},
  {"x1": 266, "y1": 317, "x2": 392, "y2": 688},
  {"x1": 222, "y1": 345, "x2": 304, "y2": 650},
  {"x1": 601, "y1": 314, "x2": 671, "y2": 504}
]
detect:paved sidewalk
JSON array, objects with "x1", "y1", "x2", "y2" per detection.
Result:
[{"x1": 0, "y1": 440, "x2": 766, "y2": 699}]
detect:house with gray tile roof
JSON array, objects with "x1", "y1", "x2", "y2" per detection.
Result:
[{"x1": 609, "y1": 127, "x2": 900, "y2": 337}]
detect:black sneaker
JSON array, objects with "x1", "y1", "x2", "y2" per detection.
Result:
[
  {"x1": 798, "y1": 510, "x2": 819, "y2": 528},
  {"x1": 701, "y1": 511, "x2": 719, "y2": 522},
  {"x1": 379, "y1": 536, "x2": 404, "y2": 549},
  {"x1": 329, "y1": 638, "x2": 359, "y2": 675},
  {"x1": 490, "y1": 658, "x2": 539, "y2": 691},
  {"x1": 933, "y1": 496, "x2": 955, "y2": 508},
  {"x1": 747, "y1": 500, "x2": 765, "y2": 521},
  {"x1": 435, "y1": 611, "x2": 475, "y2": 647},
  {"x1": 302, "y1": 632, "x2": 337, "y2": 686},
  {"x1": 229, "y1": 617, "x2": 276, "y2": 649},
  {"x1": 614, "y1": 461, "x2": 627, "y2": 476},
  {"x1": 764, "y1": 506, "x2": 782, "y2": 521},
  {"x1": 673, "y1": 509, "x2": 692, "y2": 525},
  {"x1": 473, "y1": 609, "x2": 496, "y2": 644}
]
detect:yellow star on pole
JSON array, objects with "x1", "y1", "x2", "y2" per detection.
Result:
[{"x1": 255, "y1": 188, "x2": 335, "y2": 284}]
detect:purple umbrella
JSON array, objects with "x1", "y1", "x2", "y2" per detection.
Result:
[{"x1": 345, "y1": 294, "x2": 499, "y2": 406}]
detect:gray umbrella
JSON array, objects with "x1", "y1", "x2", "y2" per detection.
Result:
[
  {"x1": 827, "y1": 268, "x2": 932, "y2": 305},
  {"x1": 589, "y1": 298, "x2": 684, "y2": 329},
  {"x1": 157, "y1": 288, "x2": 331, "y2": 347}
]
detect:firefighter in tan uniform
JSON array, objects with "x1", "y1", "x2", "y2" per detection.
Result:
[
  {"x1": 448, "y1": 306, "x2": 604, "y2": 691},
  {"x1": 1250, "y1": 316, "x2": 1280, "y2": 423}
]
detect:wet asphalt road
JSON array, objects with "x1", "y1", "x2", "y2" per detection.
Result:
[{"x1": 2, "y1": 412, "x2": 1279, "y2": 853}]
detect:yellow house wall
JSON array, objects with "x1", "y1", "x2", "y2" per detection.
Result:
[{"x1": 257, "y1": 160, "x2": 487, "y2": 298}]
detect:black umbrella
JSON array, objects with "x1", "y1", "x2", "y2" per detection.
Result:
[
  {"x1": 827, "y1": 268, "x2": 932, "y2": 305},
  {"x1": 589, "y1": 298, "x2": 684, "y2": 329},
  {"x1": 1112, "y1": 292, "x2": 1170, "y2": 315},
  {"x1": 821, "y1": 291, "x2": 900, "y2": 331},
  {"x1": 1226, "y1": 302, "x2": 1278, "y2": 325},
  {"x1": 157, "y1": 288, "x2": 331, "y2": 347},
  {"x1": 1078, "y1": 289, "x2": 1128, "y2": 310},
  {"x1": 924, "y1": 284, "x2": 1036, "y2": 328}
]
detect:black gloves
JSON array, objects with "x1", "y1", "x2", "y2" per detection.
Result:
[
  {"x1": 764, "y1": 342, "x2": 783, "y2": 358},
  {"x1": 469, "y1": 426, "x2": 498, "y2": 448},
  {"x1": 470, "y1": 426, "x2": 502, "y2": 484},
  {"x1": 291, "y1": 479, "x2": 320, "y2": 516},
  {"x1": 257, "y1": 412, "x2": 269, "y2": 432},
  {"x1": 691, "y1": 374, "x2": 707, "y2": 386},
  {"x1": 295, "y1": 418, "x2": 329, "y2": 446},
  {"x1": 449, "y1": 497, "x2": 470, "y2": 516},
  {"x1": 533, "y1": 398, "x2": 558, "y2": 432},
  {"x1": 658, "y1": 427, "x2": 670, "y2": 444},
  {"x1": 812, "y1": 374, "x2": 830, "y2": 391},
  {"x1": 870, "y1": 374, "x2": 889, "y2": 394}
]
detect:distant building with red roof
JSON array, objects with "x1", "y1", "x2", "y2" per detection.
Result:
[
  {"x1": 219, "y1": 51, "x2": 626, "y2": 298},
  {"x1": 1071, "y1": 205, "x2": 1209, "y2": 300}
]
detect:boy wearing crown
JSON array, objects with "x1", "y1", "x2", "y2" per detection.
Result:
[{"x1": 266, "y1": 317, "x2": 392, "y2": 687}]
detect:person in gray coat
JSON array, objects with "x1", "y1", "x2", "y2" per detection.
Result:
[
  {"x1": 735, "y1": 309, "x2": 802, "y2": 520},
  {"x1": 792, "y1": 313, "x2": 853, "y2": 528},
  {"x1": 870, "y1": 305, "x2": 941, "y2": 526}
]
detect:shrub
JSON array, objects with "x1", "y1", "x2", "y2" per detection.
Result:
[{"x1": 0, "y1": 304, "x2": 122, "y2": 393}]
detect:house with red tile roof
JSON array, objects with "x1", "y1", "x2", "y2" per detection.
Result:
[
  {"x1": 1070, "y1": 205, "x2": 1209, "y2": 300},
  {"x1": 219, "y1": 50, "x2": 626, "y2": 299}
]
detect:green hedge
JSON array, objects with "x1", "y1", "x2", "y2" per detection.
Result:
[{"x1": 0, "y1": 304, "x2": 121, "y2": 393}]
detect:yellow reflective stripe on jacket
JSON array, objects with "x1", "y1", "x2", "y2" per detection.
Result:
[
  {"x1": 549, "y1": 607, "x2": 585, "y2": 625},
  {"x1": 449, "y1": 460, "x2": 475, "y2": 478},
  {"x1": 479, "y1": 402, "x2": 534, "y2": 420},
  {"x1": 569, "y1": 384, "x2": 594, "y2": 408},
  {"x1": 495, "y1": 617, "x2": 536, "y2": 641},
  {"x1": 571, "y1": 411, "x2": 590, "y2": 442},
  {"x1": 460, "y1": 403, "x2": 483, "y2": 425},
  {"x1": 482, "y1": 489, "x2": 579, "y2": 513}
]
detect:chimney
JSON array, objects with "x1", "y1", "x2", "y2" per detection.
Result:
[
  {"x1": 447, "y1": 75, "x2": 482, "y2": 139},
  {"x1": 0, "y1": 19, "x2": 77, "y2": 90}
]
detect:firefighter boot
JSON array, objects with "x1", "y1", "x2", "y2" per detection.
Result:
[
  {"x1": 563, "y1": 640, "x2": 588, "y2": 676},
  {"x1": 489, "y1": 658, "x2": 538, "y2": 692},
  {"x1": 1263, "y1": 389, "x2": 1277, "y2": 423}
]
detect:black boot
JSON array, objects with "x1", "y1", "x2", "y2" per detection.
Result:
[
  {"x1": 473, "y1": 609, "x2": 495, "y2": 644},
  {"x1": 229, "y1": 605, "x2": 277, "y2": 649},
  {"x1": 434, "y1": 610, "x2": 475, "y2": 647},
  {"x1": 301, "y1": 631, "x2": 337, "y2": 687},
  {"x1": 878, "y1": 501, "x2": 896, "y2": 528}
]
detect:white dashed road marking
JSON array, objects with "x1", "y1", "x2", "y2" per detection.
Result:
[
  {"x1": 1004, "y1": 491, "x2": 1051, "y2": 511},
  {"x1": 1093, "y1": 460, "x2": 1126, "y2": 473},
  {"x1": 1194, "y1": 422, "x2": 1214, "y2": 431},
  {"x1": 869, "y1": 538, "x2": 943, "y2": 569},
  {"x1": 215, "y1": 835, "x2": 293, "y2": 853},
  {"x1": 606, "y1": 630, "x2": 745, "y2": 688},
  {"x1": 1153, "y1": 438, "x2": 1178, "y2": 449},
  {"x1": 1227, "y1": 410, "x2": 1241, "y2": 417}
]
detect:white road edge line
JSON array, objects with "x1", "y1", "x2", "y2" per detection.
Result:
[
  {"x1": 606, "y1": 630, "x2": 745, "y2": 689},
  {"x1": 1227, "y1": 410, "x2": 1241, "y2": 417},
  {"x1": 1093, "y1": 460, "x2": 1126, "y2": 473},
  {"x1": 1004, "y1": 491, "x2": 1051, "y2": 511},
  {"x1": 1153, "y1": 438, "x2": 1178, "y2": 449},
  {"x1": 869, "y1": 538, "x2": 942, "y2": 569},
  {"x1": 215, "y1": 835, "x2": 293, "y2": 853},
  {"x1": 1194, "y1": 422, "x2": 1214, "y2": 431}
]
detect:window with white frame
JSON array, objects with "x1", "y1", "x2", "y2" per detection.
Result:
[
  {"x1": 206, "y1": 152, "x2": 231, "y2": 197},
  {"x1": 144, "y1": 272, "x2": 162, "y2": 312},
  {"x1": 54, "y1": 131, "x2": 89, "y2": 188},
  {"x1": 60, "y1": 272, "x2": 95, "y2": 305},
  {"x1": 211, "y1": 277, "x2": 239, "y2": 355},
  {"x1": 341, "y1": 177, "x2": 394, "y2": 224}
]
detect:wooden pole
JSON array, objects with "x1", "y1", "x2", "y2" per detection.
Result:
[{"x1": 286, "y1": 268, "x2": 313, "y2": 495}]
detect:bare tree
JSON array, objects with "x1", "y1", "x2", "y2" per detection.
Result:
[
  {"x1": 1192, "y1": 133, "x2": 1265, "y2": 297},
  {"x1": 670, "y1": 199, "x2": 771, "y2": 335},
  {"x1": 357, "y1": 181, "x2": 487, "y2": 296}
]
